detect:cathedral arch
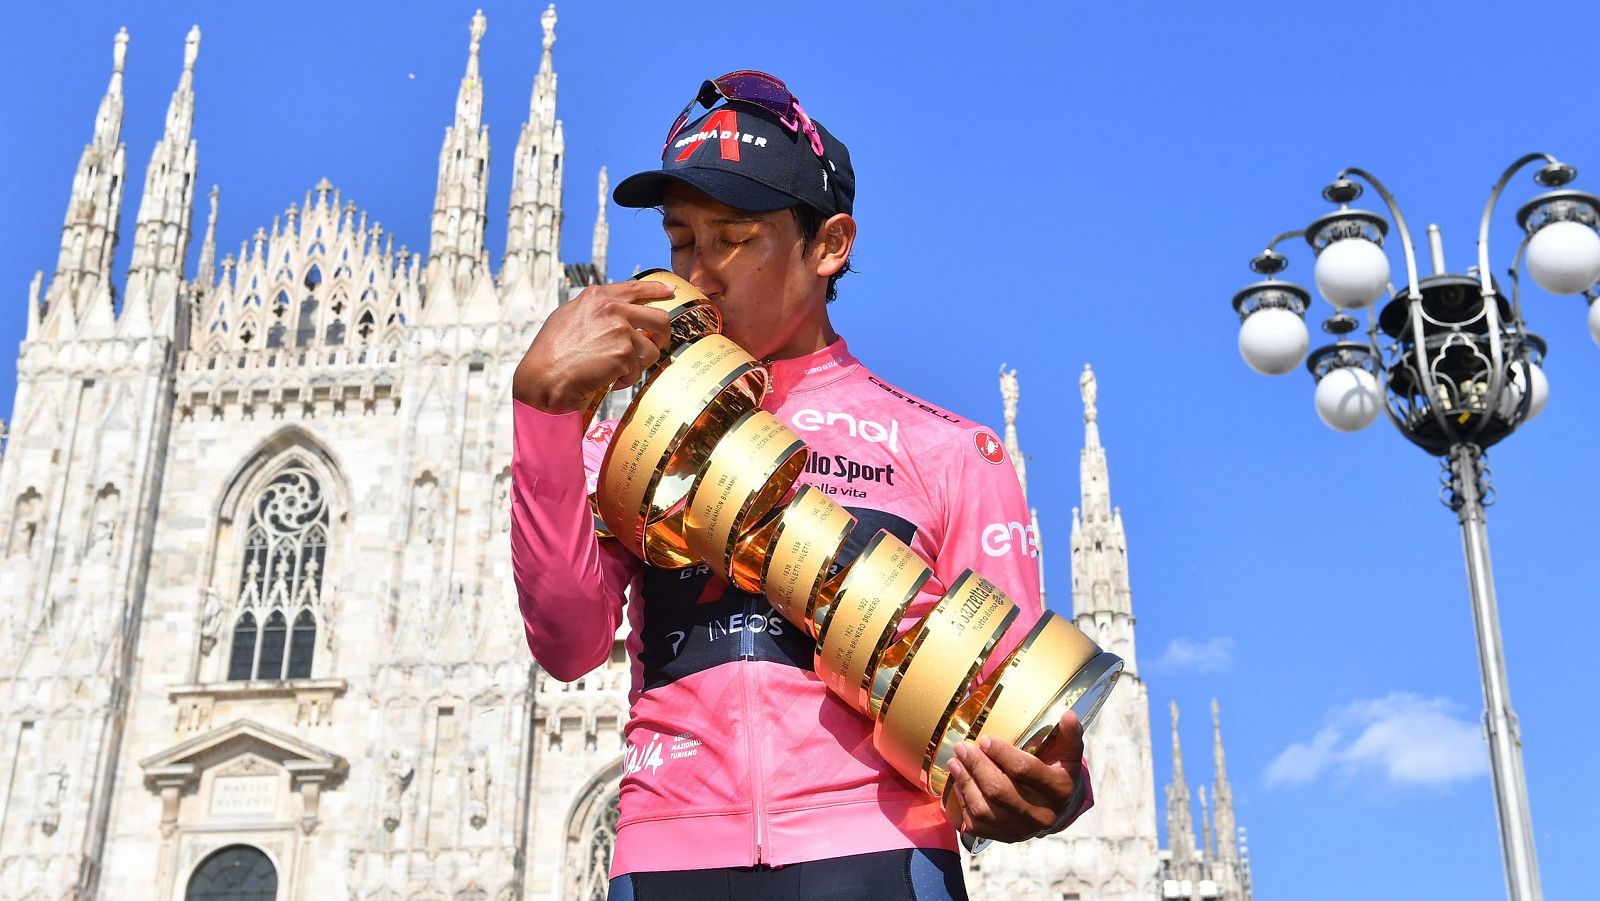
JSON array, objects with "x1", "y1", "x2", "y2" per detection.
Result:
[
  {"x1": 183, "y1": 844, "x2": 279, "y2": 901},
  {"x1": 200, "y1": 427, "x2": 352, "y2": 683},
  {"x1": 561, "y1": 756, "x2": 623, "y2": 901}
]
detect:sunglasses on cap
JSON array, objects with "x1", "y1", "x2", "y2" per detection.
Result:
[{"x1": 661, "y1": 70, "x2": 825, "y2": 161}]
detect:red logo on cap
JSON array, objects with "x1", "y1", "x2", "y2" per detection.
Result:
[
  {"x1": 674, "y1": 109, "x2": 742, "y2": 163},
  {"x1": 975, "y1": 430, "x2": 1005, "y2": 465}
]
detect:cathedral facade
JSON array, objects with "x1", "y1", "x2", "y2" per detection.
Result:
[{"x1": 0, "y1": 9, "x2": 1249, "y2": 900}]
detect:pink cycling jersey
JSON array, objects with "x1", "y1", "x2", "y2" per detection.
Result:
[{"x1": 511, "y1": 337, "x2": 1092, "y2": 876}]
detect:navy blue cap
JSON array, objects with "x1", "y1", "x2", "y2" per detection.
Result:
[{"x1": 614, "y1": 100, "x2": 854, "y2": 216}]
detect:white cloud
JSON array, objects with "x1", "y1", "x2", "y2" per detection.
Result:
[
  {"x1": 1266, "y1": 693, "x2": 1488, "y2": 788},
  {"x1": 1153, "y1": 636, "x2": 1236, "y2": 674}
]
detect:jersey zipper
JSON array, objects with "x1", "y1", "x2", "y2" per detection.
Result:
[{"x1": 740, "y1": 592, "x2": 769, "y2": 864}]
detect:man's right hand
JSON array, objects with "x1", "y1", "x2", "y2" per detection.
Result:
[{"x1": 513, "y1": 279, "x2": 678, "y2": 414}]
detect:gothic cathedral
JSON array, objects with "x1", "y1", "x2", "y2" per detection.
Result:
[{"x1": 0, "y1": 9, "x2": 1251, "y2": 900}]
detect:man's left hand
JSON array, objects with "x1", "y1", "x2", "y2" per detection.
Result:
[{"x1": 946, "y1": 710, "x2": 1085, "y2": 843}]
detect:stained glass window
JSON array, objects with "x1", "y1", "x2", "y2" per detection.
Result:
[
  {"x1": 288, "y1": 609, "x2": 316, "y2": 679},
  {"x1": 295, "y1": 297, "x2": 318, "y2": 348},
  {"x1": 226, "y1": 465, "x2": 327, "y2": 681},
  {"x1": 258, "y1": 611, "x2": 286, "y2": 679},
  {"x1": 226, "y1": 613, "x2": 257, "y2": 681},
  {"x1": 570, "y1": 790, "x2": 620, "y2": 901}
]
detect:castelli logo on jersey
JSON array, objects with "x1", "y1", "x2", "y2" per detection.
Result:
[
  {"x1": 975, "y1": 429, "x2": 1005, "y2": 465},
  {"x1": 585, "y1": 422, "x2": 615, "y2": 444},
  {"x1": 672, "y1": 110, "x2": 769, "y2": 163}
]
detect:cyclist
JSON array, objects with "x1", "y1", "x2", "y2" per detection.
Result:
[{"x1": 511, "y1": 71, "x2": 1092, "y2": 900}]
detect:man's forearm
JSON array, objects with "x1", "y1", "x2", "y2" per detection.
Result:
[{"x1": 510, "y1": 401, "x2": 634, "y2": 681}]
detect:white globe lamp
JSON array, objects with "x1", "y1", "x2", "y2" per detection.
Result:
[
  {"x1": 1520, "y1": 362, "x2": 1549, "y2": 422},
  {"x1": 1525, "y1": 220, "x2": 1600, "y2": 295},
  {"x1": 1314, "y1": 238, "x2": 1391, "y2": 309},
  {"x1": 1314, "y1": 365, "x2": 1383, "y2": 432},
  {"x1": 1238, "y1": 307, "x2": 1309, "y2": 376}
]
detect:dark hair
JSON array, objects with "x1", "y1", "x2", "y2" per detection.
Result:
[{"x1": 791, "y1": 205, "x2": 852, "y2": 303}]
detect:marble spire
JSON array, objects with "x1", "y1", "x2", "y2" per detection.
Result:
[
  {"x1": 504, "y1": 3, "x2": 565, "y2": 320},
  {"x1": 120, "y1": 25, "x2": 201, "y2": 337},
  {"x1": 425, "y1": 9, "x2": 492, "y2": 315},
  {"x1": 39, "y1": 28, "x2": 130, "y2": 339}
]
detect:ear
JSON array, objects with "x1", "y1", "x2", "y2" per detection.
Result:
[{"x1": 813, "y1": 213, "x2": 857, "y2": 279}]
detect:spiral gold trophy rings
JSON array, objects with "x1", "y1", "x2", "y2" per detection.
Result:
[{"x1": 590, "y1": 269, "x2": 1124, "y2": 849}]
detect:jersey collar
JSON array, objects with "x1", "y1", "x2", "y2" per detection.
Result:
[{"x1": 765, "y1": 336, "x2": 858, "y2": 397}]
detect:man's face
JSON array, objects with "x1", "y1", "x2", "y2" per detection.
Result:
[{"x1": 660, "y1": 182, "x2": 823, "y2": 360}]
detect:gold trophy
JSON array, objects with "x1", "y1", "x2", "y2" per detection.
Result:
[{"x1": 589, "y1": 269, "x2": 1123, "y2": 849}]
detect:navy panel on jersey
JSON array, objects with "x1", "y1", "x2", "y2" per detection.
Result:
[{"x1": 637, "y1": 507, "x2": 918, "y2": 691}]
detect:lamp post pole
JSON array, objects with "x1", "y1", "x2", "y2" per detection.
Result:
[
  {"x1": 1230, "y1": 155, "x2": 1600, "y2": 901},
  {"x1": 1446, "y1": 443, "x2": 1540, "y2": 900}
]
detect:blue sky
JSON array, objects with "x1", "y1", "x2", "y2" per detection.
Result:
[{"x1": 4, "y1": 2, "x2": 1599, "y2": 897}]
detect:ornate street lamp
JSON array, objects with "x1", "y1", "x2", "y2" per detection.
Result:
[{"x1": 1230, "y1": 154, "x2": 1600, "y2": 901}]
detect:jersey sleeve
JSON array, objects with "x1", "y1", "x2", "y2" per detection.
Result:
[
  {"x1": 929, "y1": 425, "x2": 1043, "y2": 637},
  {"x1": 931, "y1": 424, "x2": 1096, "y2": 828},
  {"x1": 510, "y1": 400, "x2": 640, "y2": 682}
]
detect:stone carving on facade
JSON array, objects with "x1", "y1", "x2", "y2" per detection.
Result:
[
  {"x1": 37, "y1": 589, "x2": 78, "y2": 643},
  {"x1": 198, "y1": 585, "x2": 224, "y2": 654},
  {"x1": 174, "y1": 694, "x2": 214, "y2": 733},
  {"x1": 296, "y1": 693, "x2": 331, "y2": 727},
  {"x1": 37, "y1": 765, "x2": 67, "y2": 836},
  {"x1": 412, "y1": 476, "x2": 439, "y2": 545},
  {"x1": 320, "y1": 585, "x2": 340, "y2": 651},
  {"x1": 86, "y1": 483, "x2": 120, "y2": 560},
  {"x1": 219, "y1": 754, "x2": 271, "y2": 776},
  {"x1": 467, "y1": 746, "x2": 491, "y2": 830},
  {"x1": 492, "y1": 469, "x2": 511, "y2": 534},
  {"x1": 8, "y1": 488, "x2": 44, "y2": 558},
  {"x1": 382, "y1": 749, "x2": 415, "y2": 832}
]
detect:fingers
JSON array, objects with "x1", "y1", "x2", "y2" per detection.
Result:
[
  {"x1": 1036, "y1": 712, "x2": 1085, "y2": 776},
  {"x1": 581, "y1": 281, "x2": 673, "y2": 349},
  {"x1": 949, "y1": 741, "x2": 1057, "y2": 841},
  {"x1": 946, "y1": 755, "x2": 990, "y2": 833},
  {"x1": 979, "y1": 737, "x2": 1072, "y2": 806},
  {"x1": 516, "y1": 279, "x2": 685, "y2": 411},
  {"x1": 629, "y1": 329, "x2": 663, "y2": 370},
  {"x1": 613, "y1": 302, "x2": 673, "y2": 346},
  {"x1": 589, "y1": 279, "x2": 677, "y2": 303}
]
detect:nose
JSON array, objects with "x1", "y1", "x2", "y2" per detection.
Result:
[{"x1": 684, "y1": 249, "x2": 724, "y2": 301}]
